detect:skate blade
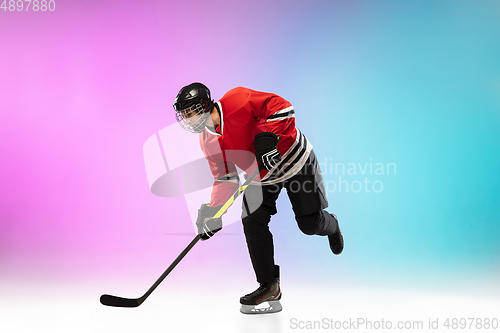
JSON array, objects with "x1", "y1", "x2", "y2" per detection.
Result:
[{"x1": 240, "y1": 300, "x2": 282, "y2": 315}]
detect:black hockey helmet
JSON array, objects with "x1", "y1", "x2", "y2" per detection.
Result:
[
  {"x1": 173, "y1": 82, "x2": 213, "y2": 133},
  {"x1": 173, "y1": 82, "x2": 211, "y2": 113}
]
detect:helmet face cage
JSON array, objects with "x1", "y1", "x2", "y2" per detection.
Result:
[
  {"x1": 175, "y1": 102, "x2": 210, "y2": 133},
  {"x1": 173, "y1": 82, "x2": 212, "y2": 133}
]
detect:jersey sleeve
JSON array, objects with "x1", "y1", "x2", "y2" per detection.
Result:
[
  {"x1": 200, "y1": 134, "x2": 240, "y2": 208},
  {"x1": 250, "y1": 91, "x2": 296, "y2": 136},
  {"x1": 207, "y1": 156, "x2": 240, "y2": 208}
]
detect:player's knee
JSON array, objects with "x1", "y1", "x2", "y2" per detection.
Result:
[
  {"x1": 295, "y1": 212, "x2": 322, "y2": 235},
  {"x1": 242, "y1": 205, "x2": 272, "y2": 232}
]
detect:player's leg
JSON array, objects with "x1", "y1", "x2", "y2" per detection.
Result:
[
  {"x1": 242, "y1": 204, "x2": 275, "y2": 284},
  {"x1": 295, "y1": 211, "x2": 343, "y2": 255},
  {"x1": 240, "y1": 183, "x2": 283, "y2": 314},
  {"x1": 241, "y1": 182, "x2": 282, "y2": 284},
  {"x1": 285, "y1": 150, "x2": 344, "y2": 255}
]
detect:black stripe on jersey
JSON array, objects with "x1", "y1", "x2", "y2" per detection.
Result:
[
  {"x1": 274, "y1": 132, "x2": 306, "y2": 178},
  {"x1": 267, "y1": 132, "x2": 303, "y2": 179},
  {"x1": 265, "y1": 131, "x2": 306, "y2": 181},
  {"x1": 267, "y1": 109, "x2": 295, "y2": 120},
  {"x1": 276, "y1": 135, "x2": 308, "y2": 178}
]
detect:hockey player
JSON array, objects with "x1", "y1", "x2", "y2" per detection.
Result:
[{"x1": 173, "y1": 83, "x2": 344, "y2": 314}]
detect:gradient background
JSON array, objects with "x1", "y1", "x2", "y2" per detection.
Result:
[{"x1": 1, "y1": 0, "x2": 499, "y2": 332}]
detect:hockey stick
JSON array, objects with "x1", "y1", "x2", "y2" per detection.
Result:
[{"x1": 100, "y1": 167, "x2": 261, "y2": 308}]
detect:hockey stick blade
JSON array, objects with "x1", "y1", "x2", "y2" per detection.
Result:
[
  {"x1": 99, "y1": 234, "x2": 201, "y2": 308},
  {"x1": 100, "y1": 294, "x2": 143, "y2": 308}
]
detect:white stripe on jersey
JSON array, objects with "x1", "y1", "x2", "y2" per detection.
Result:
[
  {"x1": 272, "y1": 106, "x2": 294, "y2": 115},
  {"x1": 205, "y1": 126, "x2": 221, "y2": 136},
  {"x1": 266, "y1": 106, "x2": 295, "y2": 122},
  {"x1": 267, "y1": 113, "x2": 295, "y2": 122},
  {"x1": 216, "y1": 171, "x2": 240, "y2": 184},
  {"x1": 255, "y1": 131, "x2": 302, "y2": 179},
  {"x1": 217, "y1": 101, "x2": 224, "y2": 135},
  {"x1": 257, "y1": 129, "x2": 312, "y2": 185}
]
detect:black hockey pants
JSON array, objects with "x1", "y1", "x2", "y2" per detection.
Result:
[{"x1": 241, "y1": 150, "x2": 338, "y2": 284}]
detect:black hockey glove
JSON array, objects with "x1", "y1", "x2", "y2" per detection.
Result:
[
  {"x1": 196, "y1": 204, "x2": 223, "y2": 240},
  {"x1": 254, "y1": 132, "x2": 281, "y2": 171}
]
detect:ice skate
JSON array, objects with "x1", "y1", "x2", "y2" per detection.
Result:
[
  {"x1": 240, "y1": 265, "x2": 282, "y2": 315},
  {"x1": 240, "y1": 280, "x2": 282, "y2": 314},
  {"x1": 328, "y1": 214, "x2": 344, "y2": 255}
]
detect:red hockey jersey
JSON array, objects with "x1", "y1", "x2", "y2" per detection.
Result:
[{"x1": 199, "y1": 87, "x2": 312, "y2": 207}]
